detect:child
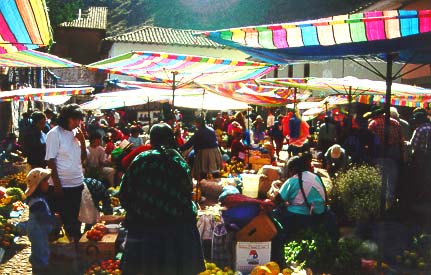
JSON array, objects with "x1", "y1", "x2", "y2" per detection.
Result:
[
  {"x1": 25, "y1": 168, "x2": 57, "y2": 275},
  {"x1": 128, "y1": 126, "x2": 143, "y2": 149}
]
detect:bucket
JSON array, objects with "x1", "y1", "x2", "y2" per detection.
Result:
[{"x1": 241, "y1": 174, "x2": 260, "y2": 198}]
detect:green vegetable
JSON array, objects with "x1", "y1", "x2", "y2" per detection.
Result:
[{"x1": 6, "y1": 187, "x2": 24, "y2": 203}]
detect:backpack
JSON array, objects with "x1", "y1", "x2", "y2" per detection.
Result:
[{"x1": 289, "y1": 116, "x2": 301, "y2": 139}]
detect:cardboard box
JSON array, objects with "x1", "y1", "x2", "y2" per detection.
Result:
[
  {"x1": 235, "y1": 242, "x2": 271, "y2": 274},
  {"x1": 78, "y1": 232, "x2": 118, "y2": 262}
]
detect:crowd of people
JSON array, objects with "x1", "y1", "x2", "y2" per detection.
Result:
[{"x1": 0, "y1": 102, "x2": 430, "y2": 274}]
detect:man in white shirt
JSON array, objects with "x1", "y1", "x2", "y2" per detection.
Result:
[{"x1": 45, "y1": 104, "x2": 87, "y2": 241}]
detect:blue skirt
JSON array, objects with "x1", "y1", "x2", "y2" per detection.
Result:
[{"x1": 121, "y1": 222, "x2": 205, "y2": 275}]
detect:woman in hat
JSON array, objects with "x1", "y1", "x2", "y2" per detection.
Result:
[
  {"x1": 45, "y1": 104, "x2": 86, "y2": 241},
  {"x1": 25, "y1": 168, "x2": 57, "y2": 275},
  {"x1": 324, "y1": 144, "x2": 349, "y2": 178},
  {"x1": 180, "y1": 116, "x2": 222, "y2": 180},
  {"x1": 119, "y1": 123, "x2": 205, "y2": 275}
]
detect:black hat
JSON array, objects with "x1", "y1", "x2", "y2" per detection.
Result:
[
  {"x1": 413, "y1": 112, "x2": 429, "y2": 124},
  {"x1": 150, "y1": 123, "x2": 175, "y2": 147}
]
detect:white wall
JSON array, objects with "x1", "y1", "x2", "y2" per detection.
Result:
[{"x1": 270, "y1": 59, "x2": 403, "y2": 82}]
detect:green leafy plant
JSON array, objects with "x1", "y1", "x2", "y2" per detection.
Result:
[
  {"x1": 331, "y1": 165, "x2": 381, "y2": 222},
  {"x1": 284, "y1": 227, "x2": 337, "y2": 272}
]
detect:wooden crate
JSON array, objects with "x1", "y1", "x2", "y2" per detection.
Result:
[{"x1": 78, "y1": 233, "x2": 118, "y2": 262}]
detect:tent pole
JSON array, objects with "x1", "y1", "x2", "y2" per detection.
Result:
[
  {"x1": 293, "y1": 88, "x2": 297, "y2": 110},
  {"x1": 147, "y1": 96, "x2": 151, "y2": 129},
  {"x1": 172, "y1": 71, "x2": 178, "y2": 111},
  {"x1": 378, "y1": 53, "x2": 394, "y2": 272},
  {"x1": 347, "y1": 86, "x2": 352, "y2": 116}
]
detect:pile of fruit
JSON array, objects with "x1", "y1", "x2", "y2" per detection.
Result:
[
  {"x1": 86, "y1": 223, "x2": 108, "y2": 242},
  {"x1": 0, "y1": 172, "x2": 27, "y2": 191},
  {"x1": 393, "y1": 234, "x2": 431, "y2": 270},
  {"x1": 83, "y1": 259, "x2": 122, "y2": 275},
  {"x1": 0, "y1": 186, "x2": 26, "y2": 217},
  {"x1": 221, "y1": 160, "x2": 245, "y2": 177},
  {"x1": 0, "y1": 214, "x2": 15, "y2": 249},
  {"x1": 198, "y1": 261, "x2": 235, "y2": 275},
  {"x1": 250, "y1": 262, "x2": 300, "y2": 275}
]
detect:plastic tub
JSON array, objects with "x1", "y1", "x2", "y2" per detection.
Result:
[{"x1": 241, "y1": 174, "x2": 260, "y2": 198}]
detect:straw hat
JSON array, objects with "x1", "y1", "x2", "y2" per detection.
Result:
[
  {"x1": 93, "y1": 110, "x2": 104, "y2": 117},
  {"x1": 330, "y1": 145, "x2": 342, "y2": 159},
  {"x1": 25, "y1": 168, "x2": 51, "y2": 197},
  {"x1": 117, "y1": 139, "x2": 133, "y2": 151}
]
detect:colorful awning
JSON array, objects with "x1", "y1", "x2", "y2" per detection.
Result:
[
  {"x1": 199, "y1": 10, "x2": 431, "y2": 64},
  {"x1": 87, "y1": 51, "x2": 277, "y2": 86},
  {"x1": 196, "y1": 81, "x2": 289, "y2": 106},
  {"x1": 0, "y1": 87, "x2": 94, "y2": 102},
  {"x1": 357, "y1": 94, "x2": 431, "y2": 108},
  {"x1": 0, "y1": 49, "x2": 81, "y2": 67},
  {"x1": 259, "y1": 77, "x2": 431, "y2": 97},
  {"x1": 0, "y1": 0, "x2": 52, "y2": 54}
]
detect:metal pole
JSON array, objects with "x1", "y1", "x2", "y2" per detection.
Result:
[
  {"x1": 293, "y1": 88, "x2": 298, "y2": 110},
  {"x1": 172, "y1": 71, "x2": 178, "y2": 111},
  {"x1": 147, "y1": 96, "x2": 151, "y2": 128},
  {"x1": 347, "y1": 86, "x2": 352, "y2": 116},
  {"x1": 377, "y1": 53, "x2": 393, "y2": 272},
  {"x1": 382, "y1": 53, "x2": 393, "y2": 215}
]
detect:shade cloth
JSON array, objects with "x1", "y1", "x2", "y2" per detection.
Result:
[
  {"x1": 260, "y1": 76, "x2": 431, "y2": 97},
  {"x1": 0, "y1": 0, "x2": 52, "y2": 53},
  {"x1": 0, "y1": 87, "x2": 94, "y2": 102},
  {"x1": 0, "y1": 49, "x2": 81, "y2": 67},
  {"x1": 86, "y1": 51, "x2": 276, "y2": 86},
  {"x1": 80, "y1": 87, "x2": 249, "y2": 110},
  {"x1": 199, "y1": 10, "x2": 431, "y2": 64}
]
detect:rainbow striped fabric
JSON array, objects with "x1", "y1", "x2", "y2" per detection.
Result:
[
  {"x1": 87, "y1": 51, "x2": 276, "y2": 85},
  {"x1": 0, "y1": 49, "x2": 80, "y2": 67},
  {"x1": 0, "y1": 87, "x2": 93, "y2": 102},
  {"x1": 200, "y1": 10, "x2": 431, "y2": 63},
  {"x1": 259, "y1": 77, "x2": 431, "y2": 97},
  {"x1": 0, "y1": 0, "x2": 52, "y2": 54}
]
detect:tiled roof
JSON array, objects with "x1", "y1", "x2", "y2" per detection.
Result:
[
  {"x1": 104, "y1": 26, "x2": 224, "y2": 48},
  {"x1": 59, "y1": 7, "x2": 108, "y2": 30}
]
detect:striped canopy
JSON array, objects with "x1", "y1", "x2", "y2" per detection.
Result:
[
  {"x1": 259, "y1": 77, "x2": 431, "y2": 97},
  {"x1": 199, "y1": 10, "x2": 431, "y2": 64},
  {"x1": 106, "y1": 79, "x2": 288, "y2": 106},
  {"x1": 357, "y1": 94, "x2": 431, "y2": 108},
  {"x1": 0, "y1": 0, "x2": 52, "y2": 54},
  {"x1": 0, "y1": 87, "x2": 93, "y2": 102},
  {"x1": 87, "y1": 51, "x2": 276, "y2": 86},
  {"x1": 196, "y1": 81, "x2": 287, "y2": 106},
  {"x1": 0, "y1": 50, "x2": 81, "y2": 67}
]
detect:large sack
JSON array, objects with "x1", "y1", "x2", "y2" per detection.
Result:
[{"x1": 258, "y1": 165, "x2": 282, "y2": 183}]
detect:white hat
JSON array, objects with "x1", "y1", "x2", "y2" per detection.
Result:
[
  {"x1": 330, "y1": 144, "x2": 342, "y2": 159},
  {"x1": 25, "y1": 168, "x2": 52, "y2": 197}
]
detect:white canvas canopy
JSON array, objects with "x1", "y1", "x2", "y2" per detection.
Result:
[{"x1": 80, "y1": 87, "x2": 249, "y2": 110}]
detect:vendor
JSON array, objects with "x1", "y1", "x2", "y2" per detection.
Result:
[
  {"x1": 180, "y1": 116, "x2": 222, "y2": 180},
  {"x1": 271, "y1": 156, "x2": 333, "y2": 267},
  {"x1": 119, "y1": 123, "x2": 205, "y2": 275},
  {"x1": 324, "y1": 144, "x2": 349, "y2": 178}
]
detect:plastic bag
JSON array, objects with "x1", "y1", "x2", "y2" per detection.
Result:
[{"x1": 78, "y1": 184, "x2": 100, "y2": 224}]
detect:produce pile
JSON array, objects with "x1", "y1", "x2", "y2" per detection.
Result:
[
  {"x1": 83, "y1": 259, "x2": 122, "y2": 275},
  {"x1": 198, "y1": 261, "x2": 236, "y2": 275},
  {"x1": 0, "y1": 186, "x2": 26, "y2": 217},
  {"x1": 394, "y1": 234, "x2": 431, "y2": 270},
  {"x1": 0, "y1": 214, "x2": 15, "y2": 249},
  {"x1": 220, "y1": 159, "x2": 245, "y2": 178},
  {"x1": 86, "y1": 223, "x2": 108, "y2": 242},
  {"x1": 0, "y1": 172, "x2": 27, "y2": 191}
]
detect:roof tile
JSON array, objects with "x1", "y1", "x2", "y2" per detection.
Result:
[
  {"x1": 60, "y1": 7, "x2": 108, "y2": 30},
  {"x1": 104, "y1": 26, "x2": 224, "y2": 48}
]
